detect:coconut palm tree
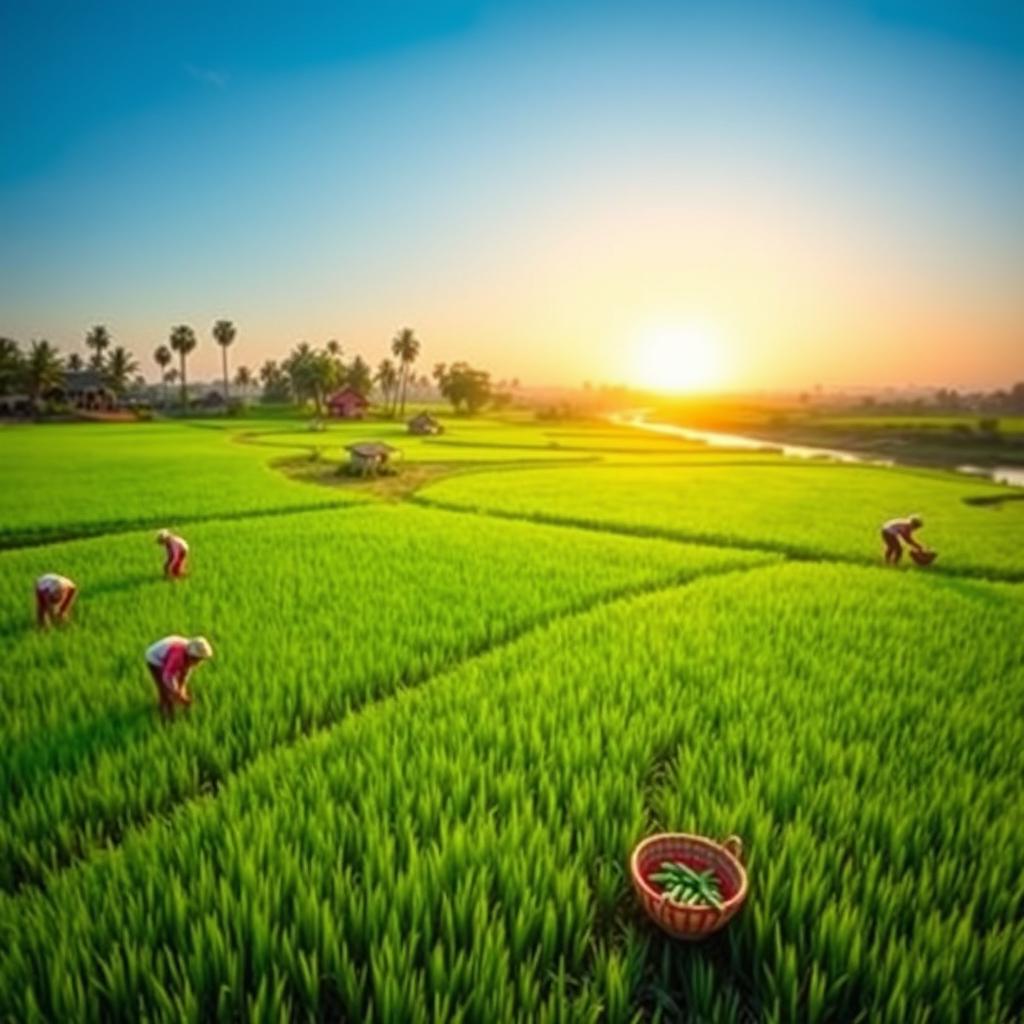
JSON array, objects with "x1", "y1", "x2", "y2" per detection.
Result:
[
  {"x1": 169, "y1": 325, "x2": 197, "y2": 409},
  {"x1": 390, "y1": 327, "x2": 421, "y2": 418},
  {"x1": 234, "y1": 365, "x2": 253, "y2": 400},
  {"x1": 153, "y1": 345, "x2": 172, "y2": 407},
  {"x1": 212, "y1": 320, "x2": 236, "y2": 401},
  {"x1": 375, "y1": 358, "x2": 398, "y2": 414},
  {"x1": 24, "y1": 340, "x2": 64, "y2": 402},
  {"x1": 85, "y1": 325, "x2": 111, "y2": 371},
  {"x1": 67, "y1": 352, "x2": 84, "y2": 372},
  {"x1": 105, "y1": 346, "x2": 139, "y2": 398},
  {"x1": 0, "y1": 337, "x2": 24, "y2": 395}
]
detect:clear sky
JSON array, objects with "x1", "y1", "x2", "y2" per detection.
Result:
[{"x1": 2, "y1": 0, "x2": 1022, "y2": 391}]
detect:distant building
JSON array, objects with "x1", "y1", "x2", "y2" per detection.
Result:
[
  {"x1": 407, "y1": 411, "x2": 444, "y2": 435},
  {"x1": 54, "y1": 370, "x2": 115, "y2": 410},
  {"x1": 197, "y1": 390, "x2": 226, "y2": 410},
  {"x1": 0, "y1": 394, "x2": 32, "y2": 417},
  {"x1": 327, "y1": 387, "x2": 369, "y2": 419},
  {"x1": 344, "y1": 441, "x2": 399, "y2": 476}
]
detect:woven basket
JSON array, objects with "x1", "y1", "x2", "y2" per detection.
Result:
[
  {"x1": 631, "y1": 833, "x2": 748, "y2": 940},
  {"x1": 910, "y1": 549, "x2": 937, "y2": 566}
]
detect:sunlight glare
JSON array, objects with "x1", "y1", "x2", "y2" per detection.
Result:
[{"x1": 631, "y1": 324, "x2": 725, "y2": 393}]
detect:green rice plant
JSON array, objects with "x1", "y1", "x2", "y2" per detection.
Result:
[
  {"x1": 0, "y1": 504, "x2": 773, "y2": 890},
  {"x1": 0, "y1": 422, "x2": 358, "y2": 547},
  {"x1": 419, "y1": 461, "x2": 1024, "y2": 577},
  {"x1": 2, "y1": 564, "x2": 1021, "y2": 1022}
]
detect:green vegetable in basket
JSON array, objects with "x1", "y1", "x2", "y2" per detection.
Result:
[{"x1": 650, "y1": 859, "x2": 724, "y2": 909}]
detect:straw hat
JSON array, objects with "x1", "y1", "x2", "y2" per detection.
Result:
[{"x1": 187, "y1": 636, "x2": 213, "y2": 660}]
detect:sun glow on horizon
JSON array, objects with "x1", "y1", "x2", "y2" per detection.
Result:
[{"x1": 629, "y1": 324, "x2": 727, "y2": 394}]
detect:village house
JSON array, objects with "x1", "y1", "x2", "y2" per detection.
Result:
[
  {"x1": 326, "y1": 387, "x2": 369, "y2": 419},
  {"x1": 53, "y1": 370, "x2": 115, "y2": 411},
  {"x1": 344, "y1": 441, "x2": 399, "y2": 477},
  {"x1": 407, "y1": 411, "x2": 444, "y2": 435}
]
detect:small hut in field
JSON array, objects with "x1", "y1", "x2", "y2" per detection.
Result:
[
  {"x1": 327, "y1": 387, "x2": 369, "y2": 420},
  {"x1": 344, "y1": 441, "x2": 400, "y2": 477},
  {"x1": 407, "y1": 411, "x2": 444, "y2": 436}
]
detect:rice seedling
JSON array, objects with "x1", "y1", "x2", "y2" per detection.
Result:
[
  {"x1": 0, "y1": 504, "x2": 773, "y2": 890},
  {"x1": 2, "y1": 564, "x2": 1021, "y2": 1022},
  {"x1": 419, "y1": 462, "x2": 1024, "y2": 577}
]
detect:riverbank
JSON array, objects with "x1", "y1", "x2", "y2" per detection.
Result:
[{"x1": 616, "y1": 412, "x2": 1024, "y2": 487}]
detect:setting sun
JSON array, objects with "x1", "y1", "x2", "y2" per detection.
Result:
[{"x1": 630, "y1": 325, "x2": 726, "y2": 393}]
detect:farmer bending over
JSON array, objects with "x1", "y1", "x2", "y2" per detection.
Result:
[
  {"x1": 145, "y1": 635, "x2": 212, "y2": 717},
  {"x1": 881, "y1": 515, "x2": 924, "y2": 565},
  {"x1": 157, "y1": 529, "x2": 189, "y2": 578},
  {"x1": 35, "y1": 573, "x2": 78, "y2": 627}
]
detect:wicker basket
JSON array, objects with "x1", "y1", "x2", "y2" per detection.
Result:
[
  {"x1": 631, "y1": 833, "x2": 748, "y2": 940},
  {"x1": 910, "y1": 549, "x2": 937, "y2": 566}
]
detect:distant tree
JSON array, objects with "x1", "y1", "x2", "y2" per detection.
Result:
[
  {"x1": 390, "y1": 327, "x2": 421, "y2": 417},
  {"x1": 259, "y1": 359, "x2": 291, "y2": 403},
  {"x1": 212, "y1": 319, "x2": 237, "y2": 401},
  {"x1": 0, "y1": 338, "x2": 24, "y2": 395},
  {"x1": 169, "y1": 325, "x2": 197, "y2": 408},
  {"x1": 24, "y1": 340, "x2": 64, "y2": 402},
  {"x1": 67, "y1": 352, "x2": 84, "y2": 372},
  {"x1": 346, "y1": 354, "x2": 372, "y2": 398},
  {"x1": 283, "y1": 343, "x2": 338, "y2": 415},
  {"x1": 234, "y1": 365, "x2": 253, "y2": 399},
  {"x1": 105, "y1": 345, "x2": 139, "y2": 398},
  {"x1": 85, "y1": 325, "x2": 111, "y2": 371},
  {"x1": 153, "y1": 345, "x2": 172, "y2": 406},
  {"x1": 435, "y1": 361, "x2": 492, "y2": 414},
  {"x1": 165, "y1": 367, "x2": 179, "y2": 389},
  {"x1": 375, "y1": 358, "x2": 399, "y2": 414}
]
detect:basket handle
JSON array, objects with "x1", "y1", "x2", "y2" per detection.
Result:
[{"x1": 722, "y1": 835, "x2": 744, "y2": 862}]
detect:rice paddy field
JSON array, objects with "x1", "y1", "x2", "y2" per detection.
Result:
[{"x1": 1, "y1": 413, "x2": 1022, "y2": 1023}]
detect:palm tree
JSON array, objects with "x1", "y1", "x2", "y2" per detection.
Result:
[
  {"x1": 24, "y1": 340, "x2": 64, "y2": 402},
  {"x1": 105, "y1": 345, "x2": 139, "y2": 398},
  {"x1": 347, "y1": 355, "x2": 372, "y2": 397},
  {"x1": 234, "y1": 365, "x2": 253, "y2": 399},
  {"x1": 169, "y1": 325, "x2": 197, "y2": 409},
  {"x1": 375, "y1": 358, "x2": 398, "y2": 413},
  {"x1": 85, "y1": 325, "x2": 111, "y2": 371},
  {"x1": 0, "y1": 337, "x2": 24, "y2": 395},
  {"x1": 153, "y1": 345, "x2": 172, "y2": 407},
  {"x1": 212, "y1": 319, "x2": 236, "y2": 401},
  {"x1": 390, "y1": 327, "x2": 421, "y2": 418},
  {"x1": 67, "y1": 352, "x2": 84, "y2": 372}
]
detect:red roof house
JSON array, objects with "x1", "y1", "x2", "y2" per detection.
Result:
[{"x1": 326, "y1": 387, "x2": 370, "y2": 419}]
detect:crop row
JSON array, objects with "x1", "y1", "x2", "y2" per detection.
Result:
[
  {"x1": 0, "y1": 423, "x2": 358, "y2": 547},
  {"x1": 0, "y1": 504, "x2": 773, "y2": 890},
  {"x1": 419, "y1": 461, "x2": 1024, "y2": 577},
  {"x1": 2, "y1": 564, "x2": 1022, "y2": 1022}
]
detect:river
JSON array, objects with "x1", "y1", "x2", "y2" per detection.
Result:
[{"x1": 612, "y1": 413, "x2": 1024, "y2": 488}]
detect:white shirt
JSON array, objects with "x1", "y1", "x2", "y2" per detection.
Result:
[
  {"x1": 36, "y1": 573, "x2": 72, "y2": 596},
  {"x1": 146, "y1": 635, "x2": 187, "y2": 667}
]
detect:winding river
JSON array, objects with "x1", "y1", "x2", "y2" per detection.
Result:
[{"x1": 612, "y1": 412, "x2": 1024, "y2": 488}]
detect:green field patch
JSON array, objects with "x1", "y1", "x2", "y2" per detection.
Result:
[
  {"x1": 420, "y1": 462, "x2": 1024, "y2": 578},
  {"x1": 0, "y1": 423, "x2": 359, "y2": 547},
  {"x1": 0, "y1": 505, "x2": 774, "y2": 890},
  {"x1": 2, "y1": 564, "x2": 1021, "y2": 1021}
]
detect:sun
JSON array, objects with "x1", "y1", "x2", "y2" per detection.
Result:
[{"x1": 630, "y1": 324, "x2": 725, "y2": 393}]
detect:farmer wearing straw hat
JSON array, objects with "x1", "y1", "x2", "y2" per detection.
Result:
[
  {"x1": 145, "y1": 635, "x2": 212, "y2": 717},
  {"x1": 881, "y1": 515, "x2": 925, "y2": 565},
  {"x1": 157, "y1": 529, "x2": 189, "y2": 579},
  {"x1": 35, "y1": 573, "x2": 78, "y2": 627}
]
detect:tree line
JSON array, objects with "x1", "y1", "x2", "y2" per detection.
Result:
[{"x1": 1, "y1": 322, "x2": 503, "y2": 416}]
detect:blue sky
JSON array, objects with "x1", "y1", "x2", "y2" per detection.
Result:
[{"x1": 2, "y1": 1, "x2": 1022, "y2": 388}]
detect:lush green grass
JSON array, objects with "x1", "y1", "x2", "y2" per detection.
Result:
[
  {"x1": 420, "y1": 461, "x2": 1024, "y2": 577},
  {"x1": 0, "y1": 423, "x2": 357, "y2": 547},
  {"x1": 2, "y1": 565, "x2": 1021, "y2": 1022},
  {"x1": 0, "y1": 505, "x2": 772, "y2": 890},
  {"x1": 3, "y1": 414, "x2": 1023, "y2": 1022}
]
